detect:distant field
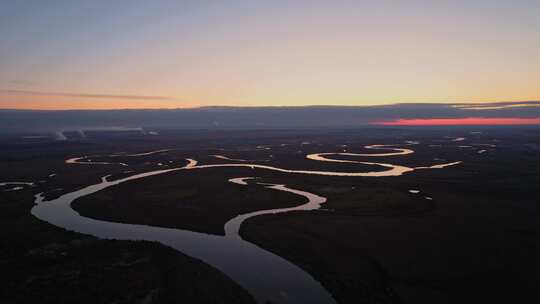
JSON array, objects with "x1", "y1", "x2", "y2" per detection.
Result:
[{"x1": 1, "y1": 128, "x2": 539, "y2": 303}]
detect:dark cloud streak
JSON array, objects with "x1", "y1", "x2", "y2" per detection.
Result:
[
  {"x1": 8, "y1": 80, "x2": 36, "y2": 86},
  {"x1": 1, "y1": 102, "x2": 539, "y2": 134},
  {"x1": 1, "y1": 89, "x2": 174, "y2": 101}
]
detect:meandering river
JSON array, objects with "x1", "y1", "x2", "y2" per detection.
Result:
[{"x1": 30, "y1": 144, "x2": 462, "y2": 303}]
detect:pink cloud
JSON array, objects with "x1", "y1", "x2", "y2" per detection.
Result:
[{"x1": 374, "y1": 117, "x2": 540, "y2": 126}]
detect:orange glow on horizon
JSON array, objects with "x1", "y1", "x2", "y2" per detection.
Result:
[
  {"x1": 2, "y1": 2, "x2": 540, "y2": 110},
  {"x1": 375, "y1": 117, "x2": 540, "y2": 126}
]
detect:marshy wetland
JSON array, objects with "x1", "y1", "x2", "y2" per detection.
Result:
[{"x1": 1, "y1": 128, "x2": 539, "y2": 303}]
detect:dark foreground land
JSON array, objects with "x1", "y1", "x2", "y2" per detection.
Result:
[{"x1": 1, "y1": 127, "x2": 539, "y2": 303}]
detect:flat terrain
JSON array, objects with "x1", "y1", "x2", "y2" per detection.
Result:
[
  {"x1": 74, "y1": 168, "x2": 301, "y2": 235},
  {"x1": 1, "y1": 128, "x2": 539, "y2": 303}
]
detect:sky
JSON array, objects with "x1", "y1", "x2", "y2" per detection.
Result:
[{"x1": 1, "y1": 0, "x2": 539, "y2": 110}]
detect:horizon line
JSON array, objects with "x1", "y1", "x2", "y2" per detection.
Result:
[{"x1": 2, "y1": 100, "x2": 540, "y2": 111}]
